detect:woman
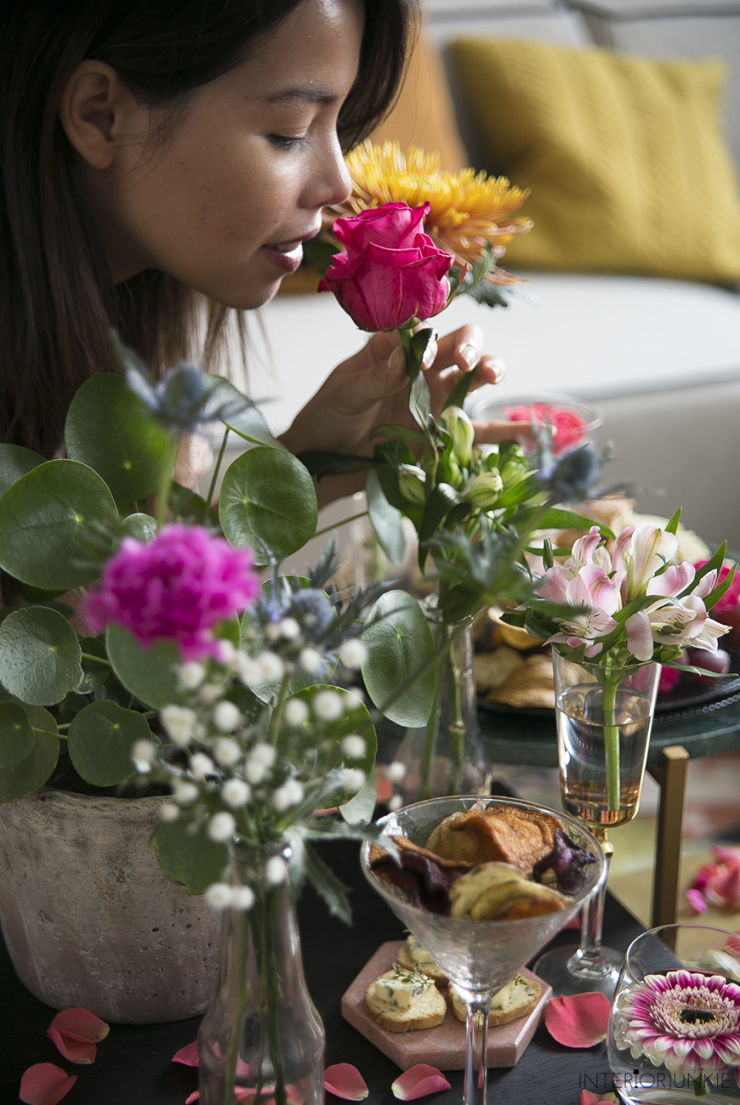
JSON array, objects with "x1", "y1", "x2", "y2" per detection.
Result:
[{"x1": 0, "y1": 0, "x2": 507, "y2": 509}]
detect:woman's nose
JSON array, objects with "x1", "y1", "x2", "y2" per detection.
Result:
[{"x1": 310, "y1": 131, "x2": 352, "y2": 210}]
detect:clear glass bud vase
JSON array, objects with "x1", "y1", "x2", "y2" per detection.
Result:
[
  {"x1": 198, "y1": 844, "x2": 325, "y2": 1105},
  {"x1": 391, "y1": 598, "x2": 491, "y2": 805}
]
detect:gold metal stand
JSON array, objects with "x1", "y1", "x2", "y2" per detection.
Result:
[{"x1": 647, "y1": 745, "x2": 689, "y2": 928}]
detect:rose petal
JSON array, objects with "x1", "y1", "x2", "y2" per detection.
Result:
[
  {"x1": 46, "y1": 1028, "x2": 96, "y2": 1064},
  {"x1": 19, "y1": 1064, "x2": 77, "y2": 1105},
  {"x1": 48, "y1": 1008, "x2": 110, "y2": 1043},
  {"x1": 185, "y1": 1093, "x2": 199, "y2": 1104},
  {"x1": 391, "y1": 1064, "x2": 451, "y2": 1101},
  {"x1": 173, "y1": 1041, "x2": 200, "y2": 1067},
  {"x1": 564, "y1": 910, "x2": 581, "y2": 930},
  {"x1": 324, "y1": 1063, "x2": 369, "y2": 1100},
  {"x1": 726, "y1": 933, "x2": 740, "y2": 957},
  {"x1": 686, "y1": 888, "x2": 708, "y2": 913},
  {"x1": 581, "y1": 1093, "x2": 618, "y2": 1105},
  {"x1": 544, "y1": 992, "x2": 611, "y2": 1048}
]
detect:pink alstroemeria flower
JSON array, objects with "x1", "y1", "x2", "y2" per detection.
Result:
[
  {"x1": 620, "y1": 524, "x2": 680, "y2": 601},
  {"x1": 540, "y1": 563, "x2": 620, "y2": 657}
]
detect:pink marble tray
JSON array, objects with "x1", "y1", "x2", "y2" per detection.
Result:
[{"x1": 341, "y1": 940, "x2": 551, "y2": 1071}]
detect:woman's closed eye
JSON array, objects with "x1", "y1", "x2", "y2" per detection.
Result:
[{"x1": 267, "y1": 133, "x2": 308, "y2": 150}]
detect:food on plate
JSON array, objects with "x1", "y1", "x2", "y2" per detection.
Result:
[
  {"x1": 397, "y1": 934, "x2": 447, "y2": 985},
  {"x1": 365, "y1": 963, "x2": 446, "y2": 1032},
  {"x1": 485, "y1": 654, "x2": 555, "y2": 709},
  {"x1": 473, "y1": 645, "x2": 525, "y2": 693},
  {"x1": 448, "y1": 974, "x2": 541, "y2": 1026},
  {"x1": 448, "y1": 862, "x2": 566, "y2": 920},
  {"x1": 425, "y1": 806, "x2": 561, "y2": 874},
  {"x1": 368, "y1": 840, "x2": 471, "y2": 914}
]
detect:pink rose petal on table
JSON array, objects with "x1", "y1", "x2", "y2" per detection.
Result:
[
  {"x1": 19, "y1": 1064, "x2": 77, "y2": 1105},
  {"x1": 686, "y1": 888, "x2": 708, "y2": 913},
  {"x1": 391, "y1": 1064, "x2": 451, "y2": 1100},
  {"x1": 173, "y1": 1041, "x2": 200, "y2": 1067},
  {"x1": 544, "y1": 992, "x2": 610, "y2": 1047},
  {"x1": 185, "y1": 1093, "x2": 200, "y2": 1104},
  {"x1": 48, "y1": 1008, "x2": 109, "y2": 1043},
  {"x1": 46, "y1": 1029, "x2": 97, "y2": 1064},
  {"x1": 581, "y1": 1092, "x2": 618, "y2": 1105},
  {"x1": 324, "y1": 1063, "x2": 369, "y2": 1100}
]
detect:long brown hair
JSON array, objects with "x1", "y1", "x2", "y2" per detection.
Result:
[{"x1": 0, "y1": 0, "x2": 416, "y2": 458}]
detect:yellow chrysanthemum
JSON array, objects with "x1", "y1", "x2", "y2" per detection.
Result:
[{"x1": 330, "y1": 140, "x2": 533, "y2": 282}]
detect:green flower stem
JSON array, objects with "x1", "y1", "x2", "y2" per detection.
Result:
[
  {"x1": 223, "y1": 898, "x2": 252, "y2": 1105},
  {"x1": 445, "y1": 634, "x2": 466, "y2": 795},
  {"x1": 603, "y1": 675, "x2": 621, "y2": 813},
  {"x1": 156, "y1": 434, "x2": 180, "y2": 530},
  {"x1": 80, "y1": 652, "x2": 111, "y2": 666},
  {"x1": 34, "y1": 727, "x2": 66, "y2": 740},
  {"x1": 264, "y1": 886, "x2": 287, "y2": 1105},
  {"x1": 267, "y1": 671, "x2": 292, "y2": 748},
  {"x1": 204, "y1": 427, "x2": 230, "y2": 523},
  {"x1": 312, "y1": 511, "x2": 368, "y2": 541},
  {"x1": 419, "y1": 650, "x2": 444, "y2": 801}
]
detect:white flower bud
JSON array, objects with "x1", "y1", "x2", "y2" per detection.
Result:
[
  {"x1": 178, "y1": 662, "x2": 205, "y2": 691},
  {"x1": 258, "y1": 652, "x2": 285, "y2": 681},
  {"x1": 440, "y1": 405, "x2": 475, "y2": 467},
  {"x1": 231, "y1": 886, "x2": 255, "y2": 911},
  {"x1": 278, "y1": 617, "x2": 300, "y2": 640},
  {"x1": 272, "y1": 778, "x2": 305, "y2": 812},
  {"x1": 207, "y1": 811, "x2": 236, "y2": 843},
  {"x1": 132, "y1": 739, "x2": 156, "y2": 768},
  {"x1": 190, "y1": 753, "x2": 216, "y2": 780},
  {"x1": 161, "y1": 705, "x2": 197, "y2": 747},
  {"x1": 341, "y1": 734, "x2": 366, "y2": 760},
  {"x1": 214, "y1": 737, "x2": 241, "y2": 766},
  {"x1": 387, "y1": 794, "x2": 403, "y2": 812},
  {"x1": 205, "y1": 883, "x2": 233, "y2": 911},
  {"x1": 465, "y1": 471, "x2": 504, "y2": 509},
  {"x1": 339, "y1": 639, "x2": 367, "y2": 670},
  {"x1": 213, "y1": 701, "x2": 240, "y2": 733},
  {"x1": 245, "y1": 742, "x2": 276, "y2": 784},
  {"x1": 173, "y1": 781, "x2": 199, "y2": 805},
  {"x1": 159, "y1": 802, "x2": 180, "y2": 822},
  {"x1": 217, "y1": 641, "x2": 236, "y2": 664},
  {"x1": 265, "y1": 622, "x2": 282, "y2": 642},
  {"x1": 234, "y1": 652, "x2": 262, "y2": 685},
  {"x1": 385, "y1": 762, "x2": 406, "y2": 783},
  {"x1": 199, "y1": 683, "x2": 223, "y2": 705},
  {"x1": 340, "y1": 768, "x2": 366, "y2": 794},
  {"x1": 299, "y1": 647, "x2": 323, "y2": 673},
  {"x1": 222, "y1": 779, "x2": 251, "y2": 808},
  {"x1": 398, "y1": 464, "x2": 427, "y2": 505},
  {"x1": 265, "y1": 856, "x2": 286, "y2": 885},
  {"x1": 284, "y1": 697, "x2": 309, "y2": 727},
  {"x1": 313, "y1": 690, "x2": 343, "y2": 721}
]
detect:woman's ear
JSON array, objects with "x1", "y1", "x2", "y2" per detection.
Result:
[{"x1": 59, "y1": 60, "x2": 142, "y2": 171}]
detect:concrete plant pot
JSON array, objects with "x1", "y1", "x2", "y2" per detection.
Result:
[{"x1": 0, "y1": 788, "x2": 221, "y2": 1023}]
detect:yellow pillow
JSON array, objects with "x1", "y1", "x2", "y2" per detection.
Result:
[{"x1": 450, "y1": 37, "x2": 740, "y2": 282}]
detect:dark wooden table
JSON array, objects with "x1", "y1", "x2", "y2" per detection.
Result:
[{"x1": 0, "y1": 807, "x2": 642, "y2": 1105}]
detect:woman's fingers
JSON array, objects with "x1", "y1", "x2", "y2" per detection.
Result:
[{"x1": 472, "y1": 418, "x2": 536, "y2": 444}]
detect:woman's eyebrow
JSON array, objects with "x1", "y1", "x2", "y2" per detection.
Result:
[{"x1": 263, "y1": 87, "x2": 339, "y2": 106}]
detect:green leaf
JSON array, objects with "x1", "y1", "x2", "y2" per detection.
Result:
[
  {"x1": 0, "y1": 703, "x2": 35, "y2": 768},
  {"x1": 419, "y1": 483, "x2": 461, "y2": 547},
  {"x1": 366, "y1": 469, "x2": 406, "y2": 565},
  {"x1": 303, "y1": 239, "x2": 339, "y2": 277},
  {"x1": 153, "y1": 820, "x2": 227, "y2": 895},
  {"x1": 120, "y1": 513, "x2": 158, "y2": 543},
  {"x1": 0, "y1": 607, "x2": 83, "y2": 705},
  {"x1": 68, "y1": 701, "x2": 151, "y2": 786},
  {"x1": 168, "y1": 482, "x2": 219, "y2": 528},
  {"x1": 0, "y1": 444, "x2": 45, "y2": 497},
  {"x1": 204, "y1": 375, "x2": 283, "y2": 449},
  {"x1": 302, "y1": 840, "x2": 352, "y2": 925},
  {"x1": 369, "y1": 424, "x2": 427, "y2": 445},
  {"x1": 106, "y1": 623, "x2": 182, "y2": 710},
  {"x1": 0, "y1": 459, "x2": 118, "y2": 589},
  {"x1": 77, "y1": 636, "x2": 111, "y2": 694},
  {"x1": 361, "y1": 591, "x2": 435, "y2": 726},
  {"x1": 64, "y1": 373, "x2": 172, "y2": 503},
  {"x1": 220, "y1": 447, "x2": 317, "y2": 563},
  {"x1": 442, "y1": 368, "x2": 477, "y2": 413},
  {"x1": 339, "y1": 764, "x2": 377, "y2": 827},
  {"x1": 665, "y1": 508, "x2": 682, "y2": 536},
  {"x1": 296, "y1": 451, "x2": 375, "y2": 480},
  {"x1": 511, "y1": 505, "x2": 614, "y2": 540},
  {"x1": 0, "y1": 728, "x2": 59, "y2": 803}
]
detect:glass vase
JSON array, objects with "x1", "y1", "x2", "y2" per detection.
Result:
[
  {"x1": 390, "y1": 599, "x2": 491, "y2": 805},
  {"x1": 198, "y1": 844, "x2": 325, "y2": 1105},
  {"x1": 535, "y1": 654, "x2": 660, "y2": 997}
]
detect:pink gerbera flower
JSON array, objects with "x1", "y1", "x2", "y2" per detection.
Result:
[
  {"x1": 612, "y1": 970, "x2": 740, "y2": 1078},
  {"x1": 83, "y1": 525, "x2": 259, "y2": 661}
]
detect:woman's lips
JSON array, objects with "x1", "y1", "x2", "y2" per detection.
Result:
[{"x1": 261, "y1": 239, "x2": 304, "y2": 273}]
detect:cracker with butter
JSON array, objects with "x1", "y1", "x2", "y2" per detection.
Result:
[
  {"x1": 396, "y1": 934, "x2": 448, "y2": 985},
  {"x1": 448, "y1": 975, "x2": 541, "y2": 1027},
  {"x1": 365, "y1": 963, "x2": 446, "y2": 1032}
]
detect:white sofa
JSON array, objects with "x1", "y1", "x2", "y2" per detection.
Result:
[{"x1": 247, "y1": 0, "x2": 740, "y2": 553}]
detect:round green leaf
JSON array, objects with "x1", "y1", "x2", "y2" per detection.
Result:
[
  {"x1": 219, "y1": 447, "x2": 317, "y2": 563},
  {"x1": 153, "y1": 821, "x2": 227, "y2": 895},
  {"x1": 77, "y1": 636, "x2": 111, "y2": 694},
  {"x1": 0, "y1": 460, "x2": 118, "y2": 589},
  {"x1": 0, "y1": 607, "x2": 83, "y2": 705},
  {"x1": 0, "y1": 444, "x2": 45, "y2": 498},
  {"x1": 121, "y1": 513, "x2": 158, "y2": 543},
  {"x1": 0, "y1": 703, "x2": 35, "y2": 768},
  {"x1": 0, "y1": 730, "x2": 59, "y2": 803},
  {"x1": 361, "y1": 590, "x2": 435, "y2": 727},
  {"x1": 68, "y1": 701, "x2": 151, "y2": 787},
  {"x1": 65, "y1": 374, "x2": 172, "y2": 503},
  {"x1": 106, "y1": 623, "x2": 182, "y2": 710}
]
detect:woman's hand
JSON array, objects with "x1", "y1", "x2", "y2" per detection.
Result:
[{"x1": 280, "y1": 323, "x2": 526, "y2": 507}]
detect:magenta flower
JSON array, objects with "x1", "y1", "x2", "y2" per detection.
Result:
[
  {"x1": 319, "y1": 203, "x2": 453, "y2": 331},
  {"x1": 612, "y1": 969, "x2": 740, "y2": 1078},
  {"x1": 83, "y1": 526, "x2": 259, "y2": 661}
]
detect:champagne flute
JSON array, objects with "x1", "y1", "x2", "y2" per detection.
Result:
[{"x1": 361, "y1": 795, "x2": 606, "y2": 1105}]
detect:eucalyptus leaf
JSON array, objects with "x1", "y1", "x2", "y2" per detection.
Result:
[
  {"x1": 65, "y1": 373, "x2": 172, "y2": 503},
  {"x1": 0, "y1": 703, "x2": 35, "y2": 768},
  {"x1": 0, "y1": 607, "x2": 83, "y2": 705},
  {"x1": 204, "y1": 375, "x2": 284, "y2": 449},
  {"x1": 361, "y1": 591, "x2": 435, "y2": 727},
  {"x1": 220, "y1": 447, "x2": 317, "y2": 563},
  {"x1": 153, "y1": 820, "x2": 227, "y2": 895},
  {"x1": 106, "y1": 623, "x2": 182, "y2": 710},
  {"x1": 366, "y1": 469, "x2": 406, "y2": 565},
  {"x1": 68, "y1": 701, "x2": 151, "y2": 787},
  {"x1": 0, "y1": 729, "x2": 59, "y2": 803},
  {"x1": 0, "y1": 460, "x2": 118, "y2": 589},
  {"x1": 0, "y1": 444, "x2": 45, "y2": 498}
]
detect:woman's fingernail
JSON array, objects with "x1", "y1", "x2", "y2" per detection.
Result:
[
  {"x1": 459, "y1": 343, "x2": 479, "y2": 370},
  {"x1": 422, "y1": 339, "x2": 438, "y2": 368}
]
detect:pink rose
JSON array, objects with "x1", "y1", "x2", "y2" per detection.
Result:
[{"x1": 319, "y1": 203, "x2": 453, "y2": 331}]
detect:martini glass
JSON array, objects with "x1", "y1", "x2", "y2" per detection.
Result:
[{"x1": 361, "y1": 796, "x2": 606, "y2": 1105}]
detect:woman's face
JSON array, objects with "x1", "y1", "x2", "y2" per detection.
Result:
[{"x1": 71, "y1": 0, "x2": 362, "y2": 308}]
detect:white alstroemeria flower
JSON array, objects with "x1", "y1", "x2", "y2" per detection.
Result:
[
  {"x1": 542, "y1": 564, "x2": 620, "y2": 658},
  {"x1": 622, "y1": 524, "x2": 679, "y2": 601},
  {"x1": 565, "y1": 526, "x2": 613, "y2": 576},
  {"x1": 440, "y1": 405, "x2": 475, "y2": 467},
  {"x1": 646, "y1": 561, "x2": 695, "y2": 598}
]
